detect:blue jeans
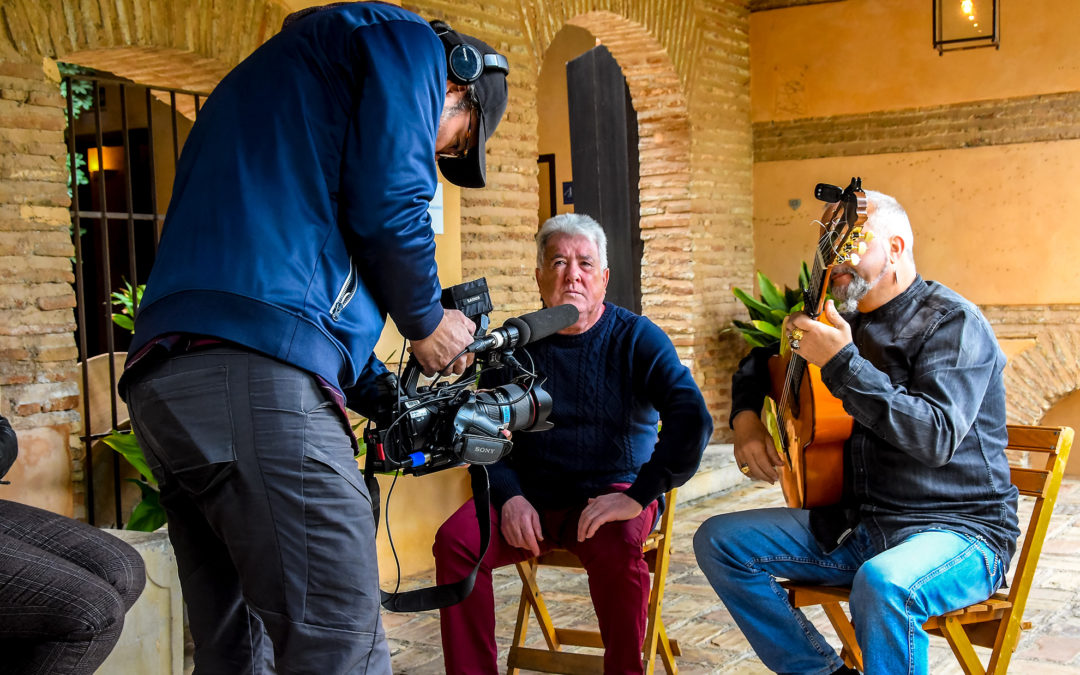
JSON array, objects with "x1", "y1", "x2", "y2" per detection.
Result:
[{"x1": 693, "y1": 508, "x2": 1005, "y2": 675}]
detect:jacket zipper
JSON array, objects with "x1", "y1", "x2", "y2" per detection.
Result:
[{"x1": 329, "y1": 259, "x2": 358, "y2": 322}]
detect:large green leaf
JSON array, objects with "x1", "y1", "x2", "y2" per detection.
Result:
[
  {"x1": 784, "y1": 286, "x2": 802, "y2": 309},
  {"x1": 756, "y1": 271, "x2": 786, "y2": 310},
  {"x1": 751, "y1": 320, "x2": 782, "y2": 338},
  {"x1": 124, "y1": 479, "x2": 167, "y2": 531},
  {"x1": 741, "y1": 331, "x2": 772, "y2": 348},
  {"x1": 102, "y1": 431, "x2": 157, "y2": 486},
  {"x1": 799, "y1": 261, "x2": 813, "y2": 291},
  {"x1": 112, "y1": 314, "x2": 134, "y2": 331},
  {"x1": 732, "y1": 287, "x2": 774, "y2": 321},
  {"x1": 730, "y1": 263, "x2": 817, "y2": 349}
]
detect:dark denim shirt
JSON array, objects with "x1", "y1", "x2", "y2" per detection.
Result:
[{"x1": 732, "y1": 277, "x2": 1020, "y2": 564}]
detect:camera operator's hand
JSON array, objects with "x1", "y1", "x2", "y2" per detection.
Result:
[
  {"x1": 501, "y1": 495, "x2": 544, "y2": 557},
  {"x1": 577, "y1": 492, "x2": 642, "y2": 542},
  {"x1": 410, "y1": 309, "x2": 476, "y2": 376}
]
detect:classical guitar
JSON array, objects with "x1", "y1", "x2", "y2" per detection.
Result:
[{"x1": 762, "y1": 178, "x2": 869, "y2": 509}]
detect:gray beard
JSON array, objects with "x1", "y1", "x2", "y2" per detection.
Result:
[
  {"x1": 832, "y1": 262, "x2": 890, "y2": 313},
  {"x1": 832, "y1": 273, "x2": 872, "y2": 313}
]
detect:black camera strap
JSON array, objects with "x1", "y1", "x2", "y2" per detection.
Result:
[{"x1": 365, "y1": 463, "x2": 494, "y2": 612}]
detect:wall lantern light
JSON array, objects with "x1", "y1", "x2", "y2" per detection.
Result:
[
  {"x1": 87, "y1": 146, "x2": 124, "y2": 173},
  {"x1": 933, "y1": 0, "x2": 1000, "y2": 54}
]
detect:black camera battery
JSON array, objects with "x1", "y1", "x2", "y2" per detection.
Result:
[{"x1": 441, "y1": 277, "x2": 493, "y2": 336}]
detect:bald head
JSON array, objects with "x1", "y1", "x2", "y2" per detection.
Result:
[
  {"x1": 828, "y1": 187, "x2": 917, "y2": 312},
  {"x1": 863, "y1": 190, "x2": 914, "y2": 264}
]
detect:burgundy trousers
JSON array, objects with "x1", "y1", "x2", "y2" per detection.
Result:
[{"x1": 433, "y1": 487, "x2": 659, "y2": 675}]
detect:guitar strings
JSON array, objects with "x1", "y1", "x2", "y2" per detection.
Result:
[{"x1": 776, "y1": 213, "x2": 843, "y2": 451}]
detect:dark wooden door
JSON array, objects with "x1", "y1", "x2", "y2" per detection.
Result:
[{"x1": 566, "y1": 46, "x2": 641, "y2": 314}]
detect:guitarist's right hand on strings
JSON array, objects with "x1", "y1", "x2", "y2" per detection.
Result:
[
  {"x1": 786, "y1": 300, "x2": 853, "y2": 368},
  {"x1": 732, "y1": 410, "x2": 785, "y2": 483}
]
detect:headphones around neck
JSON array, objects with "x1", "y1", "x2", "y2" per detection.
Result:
[{"x1": 431, "y1": 21, "x2": 509, "y2": 85}]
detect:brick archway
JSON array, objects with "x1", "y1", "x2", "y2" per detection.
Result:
[
  {"x1": 1003, "y1": 329, "x2": 1080, "y2": 424},
  {"x1": 0, "y1": 0, "x2": 290, "y2": 514},
  {"x1": 0, "y1": 0, "x2": 288, "y2": 68},
  {"x1": 534, "y1": 11, "x2": 695, "y2": 357},
  {"x1": 58, "y1": 47, "x2": 229, "y2": 120}
]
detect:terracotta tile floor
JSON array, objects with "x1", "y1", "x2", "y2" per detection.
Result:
[{"x1": 386, "y1": 473, "x2": 1080, "y2": 674}]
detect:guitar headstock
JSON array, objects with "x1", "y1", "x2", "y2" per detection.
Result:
[
  {"x1": 804, "y1": 177, "x2": 869, "y2": 316},
  {"x1": 813, "y1": 177, "x2": 869, "y2": 269}
]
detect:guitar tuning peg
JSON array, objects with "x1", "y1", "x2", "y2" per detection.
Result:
[
  {"x1": 849, "y1": 253, "x2": 861, "y2": 266},
  {"x1": 857, "y1": 242, "x2": 867, "y2": 255},
  {"x1": 863, "y1": 231, "x2": 875, "y2": 243}
]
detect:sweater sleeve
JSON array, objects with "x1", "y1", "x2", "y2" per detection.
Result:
[
  {"x1": 624, "y1": 319, "x2": 713, "y2": 507},
  {"x1": 338, "y1": 20, "x2": 446, "y2": 340}
]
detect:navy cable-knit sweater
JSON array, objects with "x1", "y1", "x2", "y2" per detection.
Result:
[{"x1": 485, "y1": 303, "x2": 713, "y2": 511}]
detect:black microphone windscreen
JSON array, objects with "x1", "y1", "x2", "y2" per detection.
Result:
[
  {"x1": 519, "y1": 304, "x2": 579, "y2": 345},
  {"x1": 502, "y1": 316, "x2": 530, "y2": 346}
]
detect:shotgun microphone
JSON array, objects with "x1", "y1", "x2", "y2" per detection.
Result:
[{"x1": 466, "y1": 304, "x2": 579, "y2": 353}]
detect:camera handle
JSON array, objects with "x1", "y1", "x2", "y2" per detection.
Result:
[{"x1": 364, "y1": 461, "x2": 494, "y2": 612}]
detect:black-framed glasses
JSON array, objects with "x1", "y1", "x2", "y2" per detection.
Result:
[{"x1": 437, "y1": 108, "x2": 475, "y2": 160}]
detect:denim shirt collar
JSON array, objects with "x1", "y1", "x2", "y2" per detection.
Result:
[{"x1": 861, "y1": 274, "x2": 927, "y2": 322}]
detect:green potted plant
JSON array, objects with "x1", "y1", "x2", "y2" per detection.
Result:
[
  {"x1": 102, "y1": 281, "x2": 166, "y2": 531},
  {"x1": 729, "y1": 261, "x2": 813, "y2": 348}
]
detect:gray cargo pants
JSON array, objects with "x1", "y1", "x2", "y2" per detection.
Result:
[{"x1": 126, "y1": 346, "x2": 390, "y2": 674}]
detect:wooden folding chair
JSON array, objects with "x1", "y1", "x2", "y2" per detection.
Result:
[
  {"x1": 781, "y1": 424, "x2": 1073, "y2": 674},
  {"x1": 507, "y1": 488, "x2": 682, "y2": 675}
]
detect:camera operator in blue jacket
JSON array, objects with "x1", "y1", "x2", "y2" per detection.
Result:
[{"x1": 120, "y1": 3, "x2": 510, "y2": 672}]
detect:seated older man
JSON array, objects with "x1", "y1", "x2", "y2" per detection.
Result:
[{"x1": 433, "y1": 213, "x2": 713, "y2": 674}]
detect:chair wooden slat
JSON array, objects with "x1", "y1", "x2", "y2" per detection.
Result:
[
  {"x1": 1009, "y1": 466, "x2": 1052, "y2": 497},
  {"x1": 509, "y1": 647, "x2": 604, "y2": 675},
  {"x1": 780, "y1": 424, "x2": 1073, "y2": 675},
  {"x1": 508, "y1": 488, "x2": 681, "y2": 675},
  {"x1": 1006, "y1": 425, "x2": 1062, "y2": 451}
]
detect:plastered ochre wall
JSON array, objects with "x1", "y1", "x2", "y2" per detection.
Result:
[
  {"x1": 752, "y1": 140, "x2": 1080, "y2": 306},
  {"x1": 751, "y1": 0, "x2": 1080, "y2": 122},
  {"x1": 749, "y1": 0, "x2": 1080, "y2": 307}
]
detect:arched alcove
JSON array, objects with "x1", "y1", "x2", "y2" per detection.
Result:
[
  {"x1": 1004, "y1": 328, "x2": 1080, "y2": 476},
  {"x1": 533, "y1": 11, "x2": 695, "y2": 358}
]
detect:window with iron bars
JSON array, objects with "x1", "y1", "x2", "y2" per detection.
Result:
[{"x1": 63, "y1": 66, "x2": 208, "y2": 527}]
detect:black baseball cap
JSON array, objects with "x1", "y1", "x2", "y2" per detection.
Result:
[{"x1": 431, "y1": 23, "x2": 509, "y2": 189}]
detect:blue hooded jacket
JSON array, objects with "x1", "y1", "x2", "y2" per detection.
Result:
[{"x1": 129, "y1": 3, "x2": 447, "y2": 393}]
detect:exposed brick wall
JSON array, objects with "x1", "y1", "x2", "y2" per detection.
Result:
[
  {"x1": 0, "y1": 59, "x2": 81, "y2": 511},
  {"x1": 982, "y1": 304, "x2": 1080, "y2": 339},
  {"x1": 748, "y1": 0, "x2": 844, "y2": 11},
  {"x1": 1001, "y1": 327, "x2": 1080, "y2": 425},
  {"x1": 979, "y1": 304, "x2": 1080, "y2": 423},
  {"x1": 58, "y1": 46, "x2": 228, "y2": 120},
  {"x1": 755, "y1": 91, "x2": 1080, "y2": 162},
  {"x1": 1, "y1": 0, "x2": 754, "y2": 517},
  {"x1": 407, "y1": 0, "x2": 753, "y2": 436},
  {"x1": 0, "y1": 0, "x2": 289, "y2": 70}
]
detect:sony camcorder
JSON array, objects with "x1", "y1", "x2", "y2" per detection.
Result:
[{"x1": 363, "y1": 278, "x2": 578, "y2": 477}]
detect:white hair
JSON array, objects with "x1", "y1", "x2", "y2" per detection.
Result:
[
  {"x1": 535, "y1": 213, "x2": 608, "y2": 269},
  {"x1": 864, "y1": 189, "x2": 914, "y2": 261}
]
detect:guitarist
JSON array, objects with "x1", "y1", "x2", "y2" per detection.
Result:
[{"x1": 694, "y1": 189, "x2": 1020, "y2": 675}]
